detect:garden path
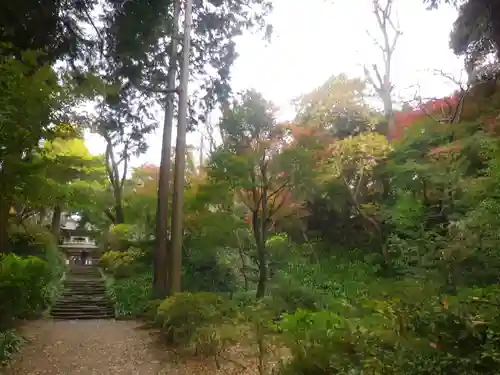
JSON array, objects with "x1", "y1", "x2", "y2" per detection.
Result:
[
  {"x1": 2, "y1": 319, "x2": 257, "y2": 375},
  {"x1": 2, "y1": 319, "x2": 172, "y2": 375}
]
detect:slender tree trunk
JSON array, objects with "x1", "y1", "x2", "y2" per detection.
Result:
[
  {"x1": 153, "y1": 0, "x2": 181, "y2": 299},
  {"x1": 51, "y1": 205, "x2": 62, "y2": 240},
  {"x1": 114, "y1": 200, "x2": 125, "y2": 224},
  {"x1": 112, "y1": 191, "x2": 125, "y2": 224},
  {"x1": 253, "y1": 210, "x2": 268, "y2": 299},
  {"x1": 105, "y1": 138, "x2": 126, "y2": 225},
  {"x1": 168, "y1": 0, "x2": 193, "y2": 296},
  {"x1": 38, "y1": 207, "x2": 47, "y2": 225},
  {"x1": 0, "y1": 197, "x2": 10, "y2": 253},
  {"x1": 489, "y1": 2, "x2": 500, "y2": 59},
  {"x1": 235, "y1": 230, "x2": 249, "y2": 291}
]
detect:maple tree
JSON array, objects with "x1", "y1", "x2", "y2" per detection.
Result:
[
  {"x1": 391, "y1": 95, "x2": 462, "y2": 140},
  {"x1": 207, "y1": 90, "x2": 307, "y2": 298}
]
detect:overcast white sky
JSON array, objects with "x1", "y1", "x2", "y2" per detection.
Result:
[{"x1": 85, "y1": 0, "x2": 464, "y2": 166}]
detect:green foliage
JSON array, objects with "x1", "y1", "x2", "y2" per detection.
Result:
[
  {"x1": 294, "y1": 73, "x2": 376, "y2": 139},
  {"x1": 182, "y1": 246, "x2": 238, "y2": 294},
  {"x1": 107, "y1": 224, "x2": 140, "y2": 251},
  {"x1": 0, "y1": 254, "x2": 52, "y2": 329},
  {"x1": 156, "y1": 292, "x2": 239, "y2": 356},
  {"x1": 106, "y1": 271, "x2": 153, "y2": 318},
  {"x1": 100, "y1": 247, "x2": 145, "y2": 278},
  {"x1": 0, "y1": 329, "x2": 23, "y2": 366},
  {"x1": 7, "y1": 224, "x2": 56, "y2": 256},
  {"x1": 7, "y1": 224, "x2": 65, "y2": 304}
]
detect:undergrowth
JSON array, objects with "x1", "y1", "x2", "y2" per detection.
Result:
[{"x1": 0, "y1": 329, "x2": 23, "y2": 366}]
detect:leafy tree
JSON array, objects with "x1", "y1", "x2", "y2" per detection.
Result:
[
  {"x1": 293, "y1": 74, "x2": 375, "y2": 139},
  {"x1": 425, "y1": 0, "x2": 500, "y2": 75},
  {"x1": 0, "y1": 52, "x2": 63, "y2": 252},
  {"x1": 38, "y1": 137, "x2": 106, "y2": 237},
  {"x1": 208, "y1": 90, "x2": 305, "y2": 298},
  {"x1": 321, "y1": 132, "x2": 391, "y2": 253},
  {"x1": 151, "y1": 0, "x2": 272, "y2": 299}
]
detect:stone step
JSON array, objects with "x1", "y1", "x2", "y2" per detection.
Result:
[
  {"x1": 63, "y1": 281, "x2": 105, "y2": 286},
  {"x1": 67, "y1": 270, "x2": 101, "y2": 273},
  {"x1": 63, "y1": 281, "x2": 104, "y2": 286},
  {"x1": 51, "y1": 304, "x2": 113, "y2": 314},
  {"x1": 61, "y1": 289, "x2": 106, "y2": 294},
  {"x1": 67, "y1": 272, "x2": 101, "y2": 277},
  {"x1": 59, "y1": 292, "x2": 105, "y2": 299},
  {"x1": 54, "y1": 296, "x2": 112, "y2": 303},
  {"x1": 63, "y1": 285, "x2": 106, "y2": 293},
  {"x1": 51, "y1": 265, "x2": 114, "y2": 320},
  {"x1": 53, "y1": 301, "x2": 113, "y2": 308},
  {"x1": 69, "y1": 268, "x2": 100, "y2": 271},
  {"x1": 52, "y1": 314, "x2": 115, "y2": 320},
  {"x1": 51, "y1": 306, "x2": 114, "y2": 314},
  {"x1": 53, "y1": 306, "x2": 113, "y2": 312},
  {"x1": 65, "y1": 280, "x2": 103, "y2": 283},
  {"x1": 57, "y1": 296, "x2": 109, "y2": 302},
  {"x1": 62, "y1": 289, "x2": 106, "y2": 293},
  {"x1": 51, "y1": 310, "x2": 114, "y2": 317},
  {"x1": 68, "y1": 269, "x2": 100, "y2": 275}
]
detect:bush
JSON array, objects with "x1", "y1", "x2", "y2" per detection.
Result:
[
  {"x1": 107, "y1": 224, "x2": 139, "y2": 251},
  {"x1": 6, "y1": 224, "x2": 65, "y2": 304},
  {"x1": 277, "y1": 308, "x2": 398, "y2": 375},
  {"x1": 100, "y1": 247, "x2": 145, "y2": 278},
  {"x1": 42, "y1": 242, "x2": 66, "y2": 305},
  {"x1": 7, "y1": 223, "x2": 56, "y2": 256},
  {"x1": 182, "y1": 246, "x2": 238, "y2": 293},
  {"x1": 269, "y1": 281, "x2": 320, "y2": 314},
  {"x1": 0, "y1": 254, "x2": 52, "y2": 329},
  {"x1": 0, "y1": 329, "x2": 23, "y2": 365},
  {"x1": 107, "y1": 271, "x2": 153, "y2": 318},
  {"x1": 156, "y1": 292, "x2": 239, "y2": 356}
]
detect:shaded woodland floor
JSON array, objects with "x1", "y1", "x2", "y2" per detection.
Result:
[{"x1": 1, "y1": 319, "x2": 261, "y2": 375}]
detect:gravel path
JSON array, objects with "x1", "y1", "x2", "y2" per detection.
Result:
[{"x1": 2, "y1": 319, "x2": 173, "y2": 375}]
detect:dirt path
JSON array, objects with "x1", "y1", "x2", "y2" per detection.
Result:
[
  {"x1": 2, "y1": 319, "x2": 262, "y2": 375},
  {"x1": 2, "y1": 319, "x2": 173, "y2": 375}
]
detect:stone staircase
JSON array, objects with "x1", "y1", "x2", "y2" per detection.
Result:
[{"x1": 50, "y1": 264, "x2": 115, "y2": 320}]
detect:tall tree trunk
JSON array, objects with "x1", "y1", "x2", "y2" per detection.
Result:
[
  {"x1": 38, "y1": 207, "x2": 47, "y2": 225},
  {"x1": 51, "y1": 205, "x2": 62, "y2": 240},
  {"x1": 490, "y1": 2, "x2": 500, "y2": 59},
  {"x1": 114, "y1": 197, "x2": 125, "y2": 224},
  {"x1": 105, "y1": 138, "x2": 126, "y2": 225},
  {"x1": 253, "y1": 210, "x2": 268, "y2": 299},
  {"x1": 235, "y1": 230, "x2": 249, "y2": 291},
  {"x1": 168, "y1": 0, "x2": 193, "y2": 296},
  {"x1": 0, "y1": 198, "x2": 10, "y2": 253},
  {"x1": 153, "y1": 0, "x2": 181, "y2": 299}
]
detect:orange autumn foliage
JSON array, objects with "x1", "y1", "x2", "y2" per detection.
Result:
[
  {"x1": 236, "y1": 184, "x2": 308, "y2": 227},
  {"x1": 391, "y1": 95, "x2": 461, "y2": 140}
]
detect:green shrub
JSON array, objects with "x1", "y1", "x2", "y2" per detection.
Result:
[
  {"x1": 7, "y1": 224, "x2": 56, "y2": 256},
  {"x1": 107, "y1": 224, "x2": 139, "y2": 251},
  {"x1": 107, "y1": 271, "x2": 153, "y2": 318},
  {"x1": 0, "y1": 254, "x2": 52, "y2": 328},
  {"x1": 277, "y1": 309, "x2": 397, "y2": 375},
  {"x1": 42, "y1": 243, "x2": 66, "y2": 304},
  {"x1": 0, "y1": 329, "x2": 23, "y2": 365},
  {"x1": 100, "y1": 247, "x2": 144, "y2": 278},
  {"x1": 230, "y1": 290, "x2": 258, "y2": 308},
  {"x1": 269, "y1": 281, "x2": 320, "y2": 314},
  {"x1": 156, "y1": 292, "x2": 239, "y2": 356},
  {"x1": 6, "y1": 224, "x2": 65, "y2": 306},
  {"x1": 182, "y1": 246, "x2": 238, "y2": 293}
]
